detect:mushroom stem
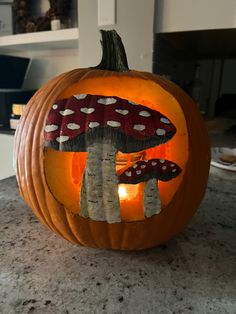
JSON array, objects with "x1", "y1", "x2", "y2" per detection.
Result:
[
  {"x1": 80, "y1": 141, "x2": 121, "y2": 223},
  {"x1": 79, "y1": 174, "x2": 89, "y2": 218},
  {"x1": 144, "y1": 179, "x2": 161, "y2": 218}
]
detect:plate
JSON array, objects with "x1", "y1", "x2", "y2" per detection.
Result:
[{"x1": 211, "y1": 147, "x2": 236, "y2": 171}]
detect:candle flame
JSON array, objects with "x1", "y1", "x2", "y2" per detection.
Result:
[{"x1": 118, "y1": 185, "x2": 128, "y2": 199}]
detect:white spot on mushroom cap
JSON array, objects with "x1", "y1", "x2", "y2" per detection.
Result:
[
  {"x1": 133, "y1": 164, "x2": 138, "y2": 169},
  {"x1": 128, "y1": 100, "x2": 139, "y2": 105},
  {"x1": 52, "y1": 104, "x2": 58, "y2": 110},
  {"x1": 151, "y1": 161, "x2": 157, "y2": 166},
  {"x1": 107, "y1": 121, "x2": 121, "y2": 127},
  {"x1": 172, "y1": 169, "x2": 177, "y2": 173},
  {"x1": 140, "y1": 164, "x2": 146, "y2": 169},
  {"x1": 125, "y1": 171, "x2": 132, "y2": 177},
  {"x1": 67, "y1": 123, "x2": 80, "y2": 130},
  {"x1": 136, "y1": 170, "x2": 142, "y2": 175},
  {"x1": 160, "y1": 159, "x2": 165, "y2": 163},
  {"x1": 89, "y1": 122, "x2": 100, "y2": 128},
  {"x1": 133, "y1": 124, "x2": 146, "y2": 131},
  {"x1": 56, "y1": 136, "x2": 69, "y2": 143},
  {"x1": 170, "y1": 163, "x2": 175, "y2": 167},
  {"x1": 45, "y1": 124, "x2": 58, "y2": 132},
  {"x1": 162, "y1": 166, "x2": 167, "y2": 170},
  {"x1": 80, "y1": 107, "x2": 95, "y2": 114},
  {"x1": 74, "y1": 94, "x2": 87, "y2": 100},
  {"x1": 115, "y1": 109, "x2": 129, "y2": 115},
  {"x1": 139, "y1": 110, "x2": 151, "y2": 117},
  {"x1": 98, "y1": 97, "x2": 117, "y2": 105},
  {"x1": 156, "y1": 128, "x2": 166, "y2": 136},
  {"x1": 60, "y1": 109, "x2": 74, "y2": 116},
  {"x1": 160, "y1": 117, "x2": 170, "y2": 124}
]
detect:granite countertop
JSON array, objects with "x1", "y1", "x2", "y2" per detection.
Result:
[{"x1": 0, "y1": 169, "x2": 235, "y2": 314}]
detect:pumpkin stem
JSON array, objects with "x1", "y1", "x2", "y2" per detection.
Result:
[{"x1": 94, "y1": 30, "x2": 130, "y2": 72}]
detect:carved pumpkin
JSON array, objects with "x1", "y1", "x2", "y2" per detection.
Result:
[{"x1": 14, "y1": 30, "x2": 210, "y2": 250}]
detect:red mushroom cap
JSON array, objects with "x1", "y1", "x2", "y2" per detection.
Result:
[
  {"x1": 44, "y1": 94, "x2": 176, "y2": 152},
  {"x1": 118, "y1": 159, "x2": 181, "y2": 184}
]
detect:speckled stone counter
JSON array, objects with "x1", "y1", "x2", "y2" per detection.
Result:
[{"x1": 0, "y1": 168, "x2": 235, "y2": 314}]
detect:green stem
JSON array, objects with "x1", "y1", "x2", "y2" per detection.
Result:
[{"x1": 94, "y1": 30, "x2": 129, "y2": 72}]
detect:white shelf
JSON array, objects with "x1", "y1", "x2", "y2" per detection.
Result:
[{"x1": 0, "y1": 28, "x2": 79, "y2": 51}]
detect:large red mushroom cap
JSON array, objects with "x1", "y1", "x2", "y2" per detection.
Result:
[
  {"x1": 118, "y1": 159, "x2": 182, "y2": 184},
  {"x1": 44, "y1": 93, "x2": 176, "y2": 152}
]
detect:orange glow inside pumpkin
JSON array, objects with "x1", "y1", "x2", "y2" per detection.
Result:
[{"x1": 44, "y1": 76, "x2": 189, "y2": 222}]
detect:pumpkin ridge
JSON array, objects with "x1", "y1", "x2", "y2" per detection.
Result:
[
  {"x1": 22, "y1": 101, "x2": 55, "y2": 228},
  {"x1": 64, "y1": 210, "x2": 87, "y2": 246},
  {"x1": 23, "y1": 84, "x2": 78, "y2": 240},
  {"x1": 31, "y1": 92, "x2": 73, "y2": 238}
]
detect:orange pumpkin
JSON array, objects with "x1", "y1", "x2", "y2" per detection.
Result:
[{"x1": 14, "y1": 30, "x2": 210, "y2": 250}]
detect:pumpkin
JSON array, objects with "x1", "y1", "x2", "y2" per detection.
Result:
[{"x1": 14, "y1": 30, "x2": 210, "y2": 250}]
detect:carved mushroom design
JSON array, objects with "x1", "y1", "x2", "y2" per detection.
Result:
[
  {"x1": 118, "y1": 159, "x2": 181, "y2": 217},
  {"x1": 44, "y1": 93, "x2": 176, "y2": 223}
]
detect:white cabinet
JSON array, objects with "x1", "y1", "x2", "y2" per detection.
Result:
[
  {"x1": 155, "y1": 0, "x2": 236, "y2": 33},
  {"x1": 0, "y1": 134, "x2": 14, "y2": 180}
]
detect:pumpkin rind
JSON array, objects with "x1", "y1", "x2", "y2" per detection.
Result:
[{"x1": 14, "y1": 68, "x2": 210, "y2": 250}]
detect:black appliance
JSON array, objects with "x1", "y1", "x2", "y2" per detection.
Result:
[
  {"x1": 0, "y1": 55, "x2": 33, "y2": 130},
  {"x1": 0, "y1": 55, "x2": 30, "y2": 89}
]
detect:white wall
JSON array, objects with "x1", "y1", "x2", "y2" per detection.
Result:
[
  {"x1": 155, "y1": 0, "x2": 236, "y2": 33},
  {"x1": 0, "y1": 134, "x2": 14, "y2": 180},
  {"x1": 78, "y1": 0, "x2": 155, "y2": 72},
  {"x1": 23, "y1": 49, "x2": 80, "y2": 90}
]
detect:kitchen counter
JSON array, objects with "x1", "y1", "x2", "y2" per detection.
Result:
[{"x1": 0, "y1": 170, "x2": 235, "y2": 314}]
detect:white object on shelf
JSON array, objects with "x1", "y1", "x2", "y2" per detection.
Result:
[
  {"x1": 9, "y1": 119, "x2": 19, "y2": 130},
  {"x1": 51, "y1": 19, "x2": 61, "y2": 31},
  {"x1": 0, "y1": 28, "x2": 79, "y2": 50}
]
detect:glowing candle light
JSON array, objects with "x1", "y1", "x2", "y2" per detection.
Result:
[{"x1": 118, "y1": 185, "x2": 128, "y2": 200}]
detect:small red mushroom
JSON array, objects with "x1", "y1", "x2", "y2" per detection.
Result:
[
  {"x1": 44, "y1": 94, "x2": 177, "y2": 223},
  {"x1": 118, "y1": 159, "x2": 181, "y2": 217}
]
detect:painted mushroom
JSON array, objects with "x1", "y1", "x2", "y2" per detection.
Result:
[
  {"x1": 44, "y1": 93, "x2": 176, "y2": 223},
  {"x1": 118, "y1": 159, "x2": 181, "y2": 218}
]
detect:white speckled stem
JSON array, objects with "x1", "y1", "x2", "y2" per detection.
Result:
[
  {"x1": 79, "y1": 173, "x2": 89, "y2": 218},
  {"x1": 144, "y1": 179, "x2": 161, "y2": 218},
  {"x1": 79, "y1": 142, "x2": 121, "y2": 223}
]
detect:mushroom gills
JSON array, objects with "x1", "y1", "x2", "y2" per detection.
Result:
[
  {"x1": 80, "y1": 141, "x2": 121, "y2": 223},
  {"x1": 144, "y1": 178, "x2": 161, "y2": 217}
]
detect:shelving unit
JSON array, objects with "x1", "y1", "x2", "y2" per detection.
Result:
[{"x1": 0, "y1": 28, "x2": 79, "y2": 51}]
